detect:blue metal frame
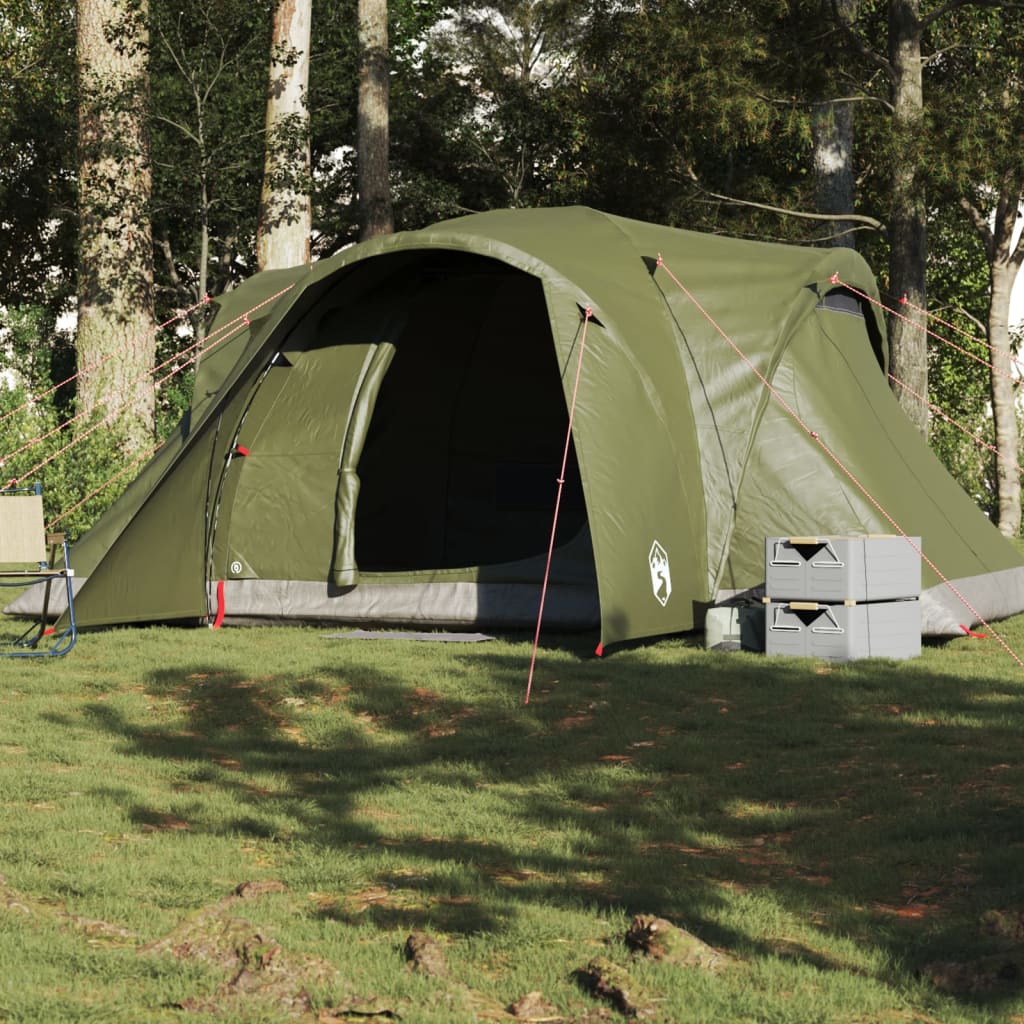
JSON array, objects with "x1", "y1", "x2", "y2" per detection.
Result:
[{"x1": 0, "y1": 484, "x2": 77, "y2": 657}]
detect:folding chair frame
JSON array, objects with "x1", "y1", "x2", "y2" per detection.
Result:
[{"x1": 0, "y1": 484, "x2": 77, "y2": 657}]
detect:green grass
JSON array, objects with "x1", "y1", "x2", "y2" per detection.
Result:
[{"x1": 1, "y1": 616, "x2": 1024, "y2": 1022}]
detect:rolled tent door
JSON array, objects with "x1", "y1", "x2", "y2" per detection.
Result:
[{"x1": 331, "y1": 342, "x2": 396, "y2": 586}]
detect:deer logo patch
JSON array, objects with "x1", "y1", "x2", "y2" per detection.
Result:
[{"x1": 649, "y1": 541, "x2": 671, "y2": 607}]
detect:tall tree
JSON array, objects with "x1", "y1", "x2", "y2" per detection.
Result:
[
  {"x1": 968, "y1": 192, "x2": 1024, "y2": 536},
  {"x1": 357, "y1": 0, "x2": 393, "y2": 239},
  {"x1": 929, "y1": 5, "x2": 1024, "y2": 535},
  {"x1": 832, "y1": 0, "x2": 1004, "y2": 437},
  {"x1": 958, "y1": 188, "x2": 1024, "y2": 536},
  {"x1": 885, "y1": 0, "x2": 929, "y2": 436},
  {"x1": 77, "y1": 0, "x2": 157, "y2": 452},
  {"x1": 810, "y1": 0, "x2": 861, "y2": 248},
  {"x1": 256, "y1": 0, "x2": 312, "y2": 270},
  {"x1": 810, "y1": 99, "x2": 857, "y2": 248}
]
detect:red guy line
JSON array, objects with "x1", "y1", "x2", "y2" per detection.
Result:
[
  {"x1": 526, "y1": 306, "x2": 593, "y2": 704},
  {"x1": 46, "y1": 438, "x2": 166, "y2": 529},
  {"x1": 0, "y1": 295, "x2": 214, "y2": 429},
  {"x1": 887, "y1": 372, "x2": 1024, "y2": 476},
  {"x1": 4, "y1": 284, "x2": 296, "y2": 482},
  {"x1": 897, "y1": 291, "x2": 1024, "y2": 375},
  {"x1": 831, "y1": 275, "x2": 1022, "y2": 387}
]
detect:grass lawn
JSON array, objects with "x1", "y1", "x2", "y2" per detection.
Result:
[{"x1": 1, "y1": 614, "x2": 1023, "y2": 1022}]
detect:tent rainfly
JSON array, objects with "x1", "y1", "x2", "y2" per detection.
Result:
[{"x1": 14, "y1": 206, "x2": 1024, "y2": 648}]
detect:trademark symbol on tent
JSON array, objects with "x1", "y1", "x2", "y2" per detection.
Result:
[{"x1": 649, "y1": 541, "x2": 671, "y2": 607}]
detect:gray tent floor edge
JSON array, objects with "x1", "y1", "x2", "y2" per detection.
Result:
[
  {"x1": 919, "y1": 565, "x2": 1024, "y2": 636},
  {"x1": 4, "y1": 577, "x2": 82, "y2": 620},
  {"x1": 3, "y1": 577, "x2": 600, "y2": 631},
  {"x1": 214, "y1": 579, "x2": 599, "y2": 630},
  {"x1": 9, "y1": 568, "x2": 1024, "y2": 641}
]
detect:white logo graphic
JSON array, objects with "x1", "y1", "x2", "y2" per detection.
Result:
[
  {"x1": 230, "y1": 561, "x2": 243, "y2": 576},
  {"x1": 649, "y1": 541, "x2": 671, "y2": 607}
]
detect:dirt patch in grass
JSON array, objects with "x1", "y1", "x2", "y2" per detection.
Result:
[{"x1": 145, "y1": 881, "x2": 404, "y2": 1020}]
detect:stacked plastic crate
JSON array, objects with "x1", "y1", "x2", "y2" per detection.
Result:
[{"x1": 763, "y1": 536, "x2": 921, "y2": 661}]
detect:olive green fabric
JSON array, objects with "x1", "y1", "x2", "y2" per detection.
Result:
[
  {"x1": 331, "y1": 341, "x2": 396, "y2": 586},
  {"x1": 37, "y1": 206, "x2": 1024, "y2": 646}
]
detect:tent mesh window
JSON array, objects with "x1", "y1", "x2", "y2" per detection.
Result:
[{"x1": 816, "y1": 285, "x2": 886, "y2": 370}]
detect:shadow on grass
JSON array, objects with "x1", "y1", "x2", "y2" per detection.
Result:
[{"x1": 68, "y1": 637, "x2": 1024, "y2": 1005}]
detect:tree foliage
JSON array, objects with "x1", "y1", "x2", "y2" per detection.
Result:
[
  {"x1": 0, "y1": 0, "x2": 76, "y2": 311},
  {"x1": 2, "y1": 0, "x2": 1024, "y2": 529},
  {"x1": 150, "y1": 0, "x2": 273, "y2": 312},
  {"x1": 923, "y1": 208, "x2": 999, "y2": 518},
  {"x1": 581, "y1": 3, "x2": 786, "y2": 228},
  {"x1": 925, "y1": 4, "x2": 1024, "y2": 535}
]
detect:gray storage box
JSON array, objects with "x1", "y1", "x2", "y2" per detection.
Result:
[
  {"x1": 765, "y1": 535, "x2": 921, "y2": 603},
  {"x1": 765, "y1": 599, "x2": 921, "y2": 661}
]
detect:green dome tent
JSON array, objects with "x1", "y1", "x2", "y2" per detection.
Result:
[{"x1": 19, "y1": 207, "x2": 1024, "y2": 648}]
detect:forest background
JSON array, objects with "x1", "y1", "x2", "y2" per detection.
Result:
[{"x1": 0, "y1": 0, "x2": 1022, "y2": 541}]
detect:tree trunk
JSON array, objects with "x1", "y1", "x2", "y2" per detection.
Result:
[
  {"x1": 76, "y1": 0, "x2": 156, "y2": 453},
  {"x1": 256, "y1": 0, "x2": 311, "y2": 271},
  {"x1": 357, "y1": 0, "x2": 393, "y2": 241},
  {"x1": 985, "y1": 194, "x2": 1023, "y2": 537},
  {"x1": 811, "y1": 99, "x2": 856, "y2": 249},
  {"x1": 886, "y1": 0, "x2": 928, "y2": 436},
  {"x1": 813, "y1": 0, "x2": 858, "y2": 249}
]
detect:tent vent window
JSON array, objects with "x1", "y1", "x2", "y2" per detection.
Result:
[{"x1": 816, "y1": 288, "x2": 864, "y2": 317}]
